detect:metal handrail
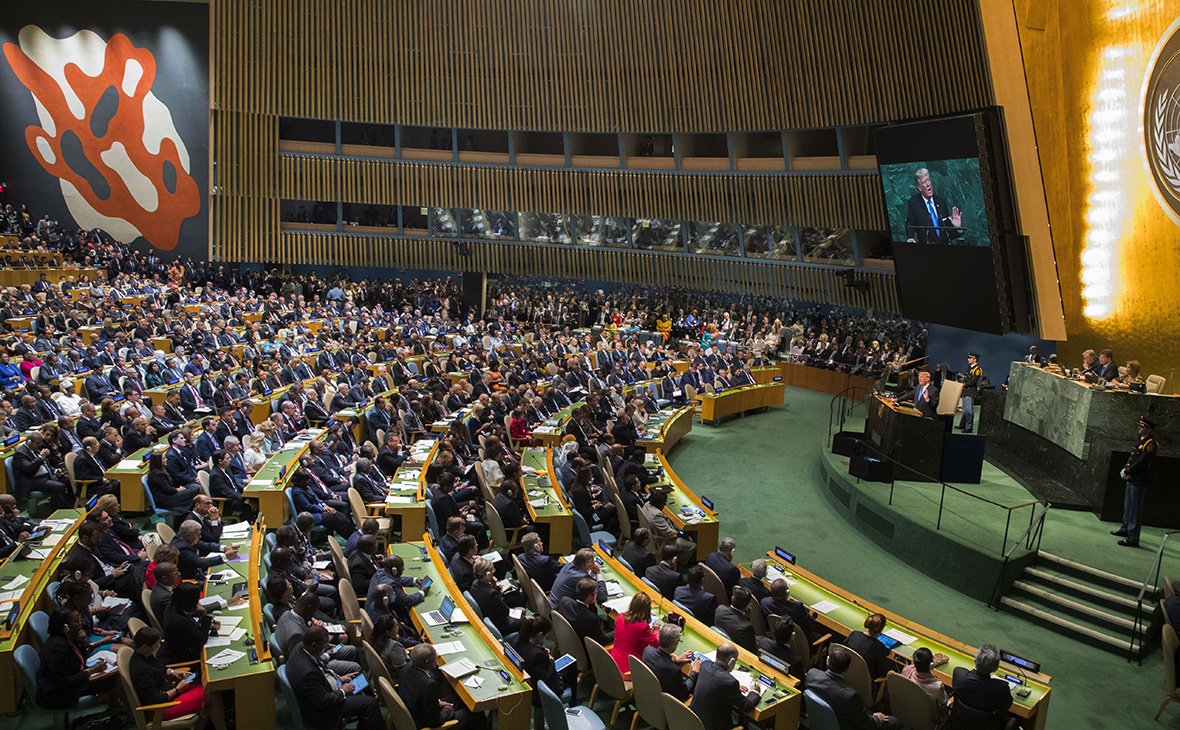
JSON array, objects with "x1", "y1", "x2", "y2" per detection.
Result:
[
  {"x1": 827, "y1": 383, "x2": 869, "y2": 445},
  {"x1": 1129, "y1": 528, "x2": 1180, "y2": 663},
  {"x1": 988, "y1": 502, "x2": 1050, "y2": 609}
]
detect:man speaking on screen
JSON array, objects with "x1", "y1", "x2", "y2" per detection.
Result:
[{"x1": 904, "y1": 167, "x2": 964, "y2": 244}]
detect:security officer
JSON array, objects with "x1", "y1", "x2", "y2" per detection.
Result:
[
  {"x1": 958, "y1": 353, "x2": 983, "y2": 432},
  {"x1": 1113, "y1": 416, "x2": 1157, "y2": 547}
]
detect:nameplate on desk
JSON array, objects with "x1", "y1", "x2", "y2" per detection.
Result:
[
  {"x1": 114, "y1": 459, "x2": 142, "y2": 470},
  {"x1": 1000, "y1": 649, "x2": 1041, "y2": 674},
  {"x1": 774, "y1": 546, "x2": 796, "y2": 565}
]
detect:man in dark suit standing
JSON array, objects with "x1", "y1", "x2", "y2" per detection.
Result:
[
  {"x1": 904, "y1": 167, "x2": 963, "y2": 244},
  {"x1": 641, "y1": 623, "x2": 702, "y2": 701},
  {"x1": 691, "y1": 642, "x2": 762, "y2": 730},
  {"x1": 951, "y1": 644, "x2": 1013, "y2": 726},
  {"x1": 894, "y1": 370, "x2": 939, "y2": 419},
  {"x1": 644, "y1": 545, "x2": 683, "y2": 598},
  {"x1": 285, "y1": 626, "x2": 383, "y2": 730},
  {"x1": 805, "y1": 645, "x2": 901, "y2": 729},
  {"x1": 400, "y1": 644, "x2": 474, "y2": 729}
]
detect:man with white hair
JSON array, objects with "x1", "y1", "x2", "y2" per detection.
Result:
[
  {"x1": 951, "y1": 643, "x2": 1014, "y2": 724},
  {"x1": 170, "y1": 518, "x2": 238, "y2": 580}
]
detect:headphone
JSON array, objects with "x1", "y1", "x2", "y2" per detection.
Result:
[{"x1": 74, "y1": 570, "x2": 82, "y2": 581}]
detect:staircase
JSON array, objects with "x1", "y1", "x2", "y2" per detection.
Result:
[{"x1": 999, "y1": 551, "x2": 1160, "y2": 657}]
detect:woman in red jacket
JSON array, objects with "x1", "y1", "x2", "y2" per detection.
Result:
[
  {"x1": 509, "y1": 407, "x2": 534, "y2": 447},
  {"x1": 609, "y1": 592, "x2": 659, "y2": 676}
]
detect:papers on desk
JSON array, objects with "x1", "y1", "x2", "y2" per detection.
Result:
[
  {"x1": 89, "y1": 649, "x2": 118, "y2": 667},
  {"x1": 521, "y1": 465, "x2": 539, "y2": 474},
  {"x1": 249, "y1": 479, "x2": 274, "y2": 488},
  {"x1": 439, "y1": 657, "x2": 479, "y2": 679},
  {"x1": 205, "y1": 636, "x2": 231, "y2": 648},
  {"x1": 25, "y1": 548, "x2": 49, "y2": 560},
  {"x1": 731, "y1": 668, "x2": 758, "y2": 692},
  {"x1": 40, "y1": 518, "x2": 74, "y2": 532},
  {"x1": 100, "y1": 596, "x2": 130, "y2": 611},
  {"x1": 386, "y1": 496, "x2": 414, "y2": 505},
  {"x1": 206, "y1": 648, "x2": 247, "y2": 669},
  {"x1": 399, "y1": 470, "x2": 421, "y2": 479},
  {"x1": 207, "y1": 571, "x2": 235, "y2": 583},
  {"x1": 227, "y1": 601, "x2": 251, "y2": 611},
  {"x1": 0, "y1": 589, "x2": 22, "y2": 602},
  {"x1": 603, "y1": 596, "x2": 633, "y2": 614},
  {"x1": 222, "y1": 521, "x2": 251, "y2": 534},
  {"x1": 114, "y1": 459, "x2": 142, "y2": 470},
  {"x1": 767, "y1": 565, "x2": 796, "y2": 585},
  {"x1": 810, "y1": 600, "x2": 841, "y2": 614},
  {"x1": 883, "y1": 628, "x2": 918, "y2": 646},
  {"x1": 2, "y1": 574, "x2": 29, "y2": 591},
  {"x1": 432, "y1": 640, "x2": 465, "y2": 655},
  {"x1": 481, "y1": 550, "x2": 502, "y2": 564},
  {"x1": 199, "y1": 596, "x2": 227, "y2": 612},
  {"x1": 313, "y1": 559, "x2": 331, "y2": 570},
  {"x1": 604, "y1": 581, "x2": 624, "y2": 597},
  {"x1": 464, "y1": 675, "x2": 485, "y2": 689},
  {"x1": 528, "y1": 499, "x2": 548, "y2": 508},
  {"x1": 216, "y1": 615, "x2": 244, "y2": 629}
]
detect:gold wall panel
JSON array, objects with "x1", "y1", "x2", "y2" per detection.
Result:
[
  {"x1": 213, "y1": 0, "x2": 992, "y2": 131},
  {"x1": 278, "y1": 155, "x2": 886, "y2": 229},
  {"x1": 1018, "y1": 0, "x2": 1180, "y2": 383}
]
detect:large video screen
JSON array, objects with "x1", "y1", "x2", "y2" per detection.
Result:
[{"x1": 874, "y1": 112, "x2": 1030, "y2": 335}]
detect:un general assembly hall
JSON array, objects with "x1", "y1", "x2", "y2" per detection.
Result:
[{"x1": 1, "y1": 1, "x2": 1180, "y2": 728}]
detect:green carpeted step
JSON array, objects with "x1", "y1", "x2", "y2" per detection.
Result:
[
  {"x1": 999, "y1": 595, "x2": 1138, "y2": 654},
  {"x1": 1010, "y1": 580, "x2": 1137, "y2": 632},
  {"x1": 1037, "y1": 550, "x2": 1153, "y2": 595},
  {"x1": 1020, "y1": 567, "x2": 1139, "y2": 611}
]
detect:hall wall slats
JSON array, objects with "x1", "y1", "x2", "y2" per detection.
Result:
[{"x1": 280, "y1": 155, "x2": 886, "y2": 229}]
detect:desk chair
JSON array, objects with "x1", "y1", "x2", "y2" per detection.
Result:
[
  {"x1": 360, "y1": 639, "x2": 393, "y2": 689},
  {"x1": 885, "y1": 671, "x2": 939, "y2": 730},
  {"x1": 338, "y1": 578, "x2": 364, "y2": 646},
  {"x1": 609, "y1": 492, "x2": 631, "y2": 543},
  {"x1": 116, "y1": 645, "x2": 202, "y2": 730},
  {"x1": 628, "y1": 656, "x2": 668, "y2": 730},
  {"x1": 661, "y1": 691, "x2": 741, "y2": 730},
  {"x1": 276, "y1": 665, "x2": 305, "y2": 730},
  {"x1": 380, "y1": 675, "x2": 459, "y2": 730},
  {"x1": 573, "y1": 510, "x2": 616, "y2": 551},
  {"x1": 156, "y1": 521, "x2": 176, "y2": 543},
  {"x1": 141, "y1": 475, "x2": 174, "y2": 525},
  {"x1": 843, "y1": 646, "x2": 887, "y2": 706},
  {"x1": 801, "y1": 689, "x2": 840, "y2": 730},
  {"x1": 783, "y1": 617, "x2": 831, "y2": 671},
  {"x1": 347, "y1": 487, "x2": 393, "y2": 544},
  {"x1": 698, "y1": 563, "x2": 730, "y2": 607},
  {"x1": 128, "y1": 617, "x2": 148, "y2": 637},
  {"x1": 360, "y1": 611, "x2": 374, "y2": 644},
  {"x1": 1148, "y1": 374, "x2": 1168, "y2": 394},
  {"x1": 533, "y1": 578, "x2": 553, "y2": 620},
  {"x1": 15, "y1": 644, "x2": 103, "y2": 730},
  {"x1": 540, "y1": 679, "x2": 605, "y2": 730},
  {"x1": 635, "y1": 508, "x2": 669, "y2": 556},
  {"x1": 511, "y1": 553, "x2": 539, "y2": 613},
  {"x1": 1160, "y1": 624, "x2": 1180, "y2": 719},
  {"x1": 195, "y1": 471, "x2": 227, "y2": 514},
  {"x1": 64, "y1": 452, "x2": 97, "y2": 508},
  {"x1": 552, "y1": 610, "x2": 591, "y2": 692},
  {"x1": 585, "y1": 637, "x2": 634, "y2": 727},
  {"x1": 463, "y1": 590, "x2": 485, "y2": 620},
  {"x1": 486, "y1": 502, "x2": 524, "y2": 552},
  {"x1": 425, "y1": 498, "x2": 441, "y2": 538},
  {"x1": 937, "y1": 380, "x2": 963, "y2": 417},
  {"x1": 29, "y1": 610, "x2": 49, "y2": 645},
  {"x1": 7, "y1": 456, "x2": 45, "y2": 517}
]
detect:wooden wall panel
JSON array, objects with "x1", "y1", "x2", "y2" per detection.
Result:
[
  {"x1": 279, "y1": 155, "x2": 887, "y2": 229},
  {"x1": 213, "y1": 0, "x2": 993, "y2": 132}
]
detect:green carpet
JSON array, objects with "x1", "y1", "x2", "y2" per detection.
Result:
[{"x1": 665, "y1": 385, "x2": 1175, "y2": 730}]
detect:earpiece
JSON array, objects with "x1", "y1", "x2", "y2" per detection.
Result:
[{"x1": 74, "y1": 570, "x2": 82, "y2": 581}]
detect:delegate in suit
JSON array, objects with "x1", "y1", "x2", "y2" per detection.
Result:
[{"x1": 894, "y1": 370, "x2": 939, "y2": 419}]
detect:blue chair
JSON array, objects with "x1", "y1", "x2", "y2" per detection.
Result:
[
  {"x1": 463, "y1": 591, "x2": 484, "y2": 620},
  {"x1": 29, "y1": 611, "x2": 50, "y2": 645},
  {"x1": 538, "y1": 680, "x2": 604, "y2": 730},
  {"x1": 483, "y1": 616, "x2": 503, "y2": 640},
  {"x1": 572, "y1": 510, "x2": 615, "y2": 551},
  {"x1": 710, "y1": 625, "x2": 732, "y2": 641},
  {"x1": 265, "y1": 532, "x2": 277, "y2": 549},
  {"x1": 46, "y1": 581, "x2": 61, "y2": 603},
  {"x1": 262, "y1": 553, "x2": 272, "y2": 570},
  {"x1": 641, "y1": 577, "x2": 661, "y2": 594},
  {"x1": 803, "y1": 689, "x2": 841, "y2": 730},
  {"x1": 140, "y1": 475, "x2": 173, "y2": 524},
  {"x1": 617, "y1": 556, "x2": 633, "y2": 573},
  {"x1": 276, "y1": 664, "x2": 304, "y2": 728},
  {"x1": 263, "y1": 603, "x2": 276, "y2": 629},
  {"x1": 15, "y1": 644, "x2": 101, "y2": 729},
  {"x1": 285, "y1": 488, "x2": 326, "y2": 540},
  {"x1": 425, "y1": 499, "x2": 440, "y2": 538},
  {"x1": 671, "y1": 599, "x2": 693, "y2": 617}
]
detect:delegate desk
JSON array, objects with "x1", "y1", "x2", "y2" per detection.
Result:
[
  {"x1": 746, "y1": 551, "x2": 1052, "y2": 730},
  {"x1": 592, "y1": 544, "x2": 802, "y2": 730},
  {"x1": 636, "y1": 405, "x2": 693, "y2": 454},
  {"x1": 521, "y1": 447, "x2": 574, "y2": 554},
  {"x1": 105, "y1": 448, "x2": 159, "y2": 512},
  {"x1": 644, "y1": 452, "x2": 719, "y2": 561},
  {"x1": 374, "y1": 438, "x2": 434, "y2": 539},
  {"x1": 244, "y1": 429, "x2": 327, "y2": 525},
  {"x1": 394, "y1": 538, "x2": 533, "y2": 730},
  {"x1": 0, "y1": 267, "x2": 104, "y2": 288},
  {"x1": 0, "y1": 508, "x2": 84, "y2": 713},
  {"x1": 697, "y1": 381, "x2": 785, "y2": 424},
  {"x1": 200, "y1": 521, "x2": 274, "y2": 728},
  {"x1": 532, "y1": 400, "x2": 586, "y2": 448},
  {"x1": 865, "y1": 395, "x2": 946, "y2": 482}
]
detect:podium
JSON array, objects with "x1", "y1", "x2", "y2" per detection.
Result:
[{"x1": 866, "y1": 395, "x2": 946, "y2": 482}]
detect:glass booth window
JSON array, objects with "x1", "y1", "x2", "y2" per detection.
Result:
[
  {"x1": 800, "y1": 227, "x2": 854, "y2": 264},
  {"x1": 686, "y1": 222, "x2": 741, "y2": 256},
  {"x1": 632, "y1": 219, "x2": 682, "y2": 251},
  {"x1": 743, "y1": 225, "x2": 798, "y2": 260},
  {"x1": 430, "y1": 208, "x2": 458, "y2": 237},
  {"x1": 520, "y1": 212, "x2": 568, "y2": 244},
  {"x1": 566, "y1": 215, "x2": 630, "y2": 247}
]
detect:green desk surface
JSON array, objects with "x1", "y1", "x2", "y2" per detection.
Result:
[
  {"x1": 243, "y1": 429, "x2": 327, "y2": 497},
  {"x1": 521, "y1": 448, "x2": 569, "y2": 518},
  {"x1": 643, "y1": 454, "x2": 718, "y2": 525},
  {"x1": 696, "y1": 381, "x2": 780, "y2": 401},
  {"x1": 202, "y1": 527, "x2": 272, "y2": 682},
  {"x1": 531, "y1": 400, "x2": 586, "y2": 438},
  {"x1": 637, "y1": 405, "x2": 691, "y2": 442},
  {"x1": 388, "y1": 542, "x2": 530, "y2": 702},
  {"x1": 592, "y1": 549, "x2": 797, "y2": 709},
  {"x1": 748, "y1": 557, "x2": 1050, "y2": 709},
  {"x1": 0, "y1": 509, "x2": 83, "y2": 651}
]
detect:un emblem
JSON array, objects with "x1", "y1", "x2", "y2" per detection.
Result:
[{"x1": 1145, "y1": 17, "x2": 1180, "y2": 226}]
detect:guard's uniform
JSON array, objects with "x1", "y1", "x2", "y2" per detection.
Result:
[{"x1": 1118, "y1": 423, "x2": 1157, "y2": 546}]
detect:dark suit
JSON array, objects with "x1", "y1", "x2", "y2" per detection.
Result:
[
  {"x1": 896, "y1": 382, "x2": 939, "y2": 419},
  {"x1": 705, "y1": 552, "x2": 741, "y2": 596},
  {"x1": 904, "y1": 193, "x2": 963, "y2": 244},
  {"x1": 399, "y1": 665, "x2": 469, "y2": 729},
  {"x1": 641, "y1": 645, "x2": 697, "y2": 701},
  {"x1": 519, "y1": 551, "x2": 562, "y2": 593},
  {"x1": 673, "y1": 583, "x2": 718, "y2": 625},
  {"x1": 844, "y1": 632, "x2": 891, "y2": 680},
  {"x1": 556, "y1": 596, "x2": 613, "y2": 646},
  {"x1": 644, "y1": 562, "x2": 683, "y2": 599},
  {"x1": 170, "y1": 536, "x2": 224, "y2": 581},
  {"x1": 805, "y1": 667, "x2": 896, "y2": 729},
  {"x1": 951, "y1": 667, "x2": 1013, "y2": 726},
  {"x1": 713, "y1": 605, "x2": 757, "y2": 652},
  {"x1": 622, "y1": 541, "x2": 657, "y2": 577},
  {"x1": 285, "y1": 645, "x2": 383, "y2": 730},
  {"x1": 691, "y1": 660, "x2": 761, "y2": 730},
  {"x1": 471, "y1": 579, "x2": 520, "y2": 636}
]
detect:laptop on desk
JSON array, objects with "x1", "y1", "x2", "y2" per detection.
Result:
[{"x1": 423, "y1": 595, "x2": 469, "y2": 626}]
